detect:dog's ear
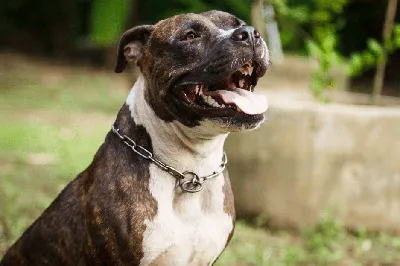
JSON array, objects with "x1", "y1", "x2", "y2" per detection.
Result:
[{"x1": 114, "y1": 25, "x2": 154, "y2": 73}]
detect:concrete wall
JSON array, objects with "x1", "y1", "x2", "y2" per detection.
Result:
[{"x1": 226, "y1": 94, "x2": 400, "y2": 233}]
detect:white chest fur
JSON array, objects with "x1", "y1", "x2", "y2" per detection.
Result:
[
  {"x1": 127, "y1": 76, "x2": 234, "y2": 265},
  {"x1": 139, "y1": 165, "x2": 233, "y2": 266}
]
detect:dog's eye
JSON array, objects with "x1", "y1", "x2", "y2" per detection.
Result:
[{"x1": 186, "y1": 31, "x2": 197, "y2": 41}]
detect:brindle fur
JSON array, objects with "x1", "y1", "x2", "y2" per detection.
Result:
[
  {"x1": 1, "y1": 105, "x2": 159, "y2": 265},
  {"x1": 1, "y1": 10, "x2": 267, "y2": 266}
]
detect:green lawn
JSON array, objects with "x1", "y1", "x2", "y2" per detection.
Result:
[{"x1": 1, "y1": 54, "x2": 400, "y2": 265}]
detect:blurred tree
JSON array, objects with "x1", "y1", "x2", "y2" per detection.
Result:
[
  {"x1": 251, "y1": 0, "x2": 267, "y2": 40},
  {"x1": 270, "y1": 0, "x2": 349, "y2": 99},
  {"x1": 372, "y1": 0, "x2": 398, "y2": 104},
  {"x1": 89, "y1": 0, "x2": 133, "y2": 69},
  {"x1": 0, "y1": 0, "x2": 398, "y2": 100},
  {"x1": 272, "y1": 0, "x2": 349, "y2": 54},
  {"x1": 90, "y1": 0, "x2": 132, "y2": 47},
  {"x1": 273, "y1": 0, "x2": 400, "y2": 100}
]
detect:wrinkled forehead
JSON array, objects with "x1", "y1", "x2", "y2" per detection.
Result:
[
  {"x1": 201, "y1": 10, "x2": 246, "y2": 30},
  {"x1": 152, "y1": 11, "x2": 246, "y2": 41}
]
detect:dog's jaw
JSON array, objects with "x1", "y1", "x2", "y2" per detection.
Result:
[
  {"x1": 127, "y1": 75, "x2": 230, "y2": 171},
  {"x1": 126, "y1": 75, "x2": 235, "y2": 265}
]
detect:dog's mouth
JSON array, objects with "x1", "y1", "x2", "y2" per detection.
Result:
[{"x1": 175, "y1": 60, "x2": 268, "y2": 116}]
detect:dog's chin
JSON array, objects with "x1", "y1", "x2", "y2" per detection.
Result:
[{"x1": 207, "y1": 114, "x2": 266, "y2": 132}]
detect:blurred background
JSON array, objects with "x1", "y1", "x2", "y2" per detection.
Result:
[{"x1": 0, "y1": 0, "x2": 400, "y2": 265}]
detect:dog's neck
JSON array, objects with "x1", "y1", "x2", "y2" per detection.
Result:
[{"x1": 123, "y1": 75, "x2": 229, "y2": 176}]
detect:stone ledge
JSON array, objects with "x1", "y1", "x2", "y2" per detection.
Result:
[{"x1": 226, "y1": 92, "x2": 400, "y2": 233}]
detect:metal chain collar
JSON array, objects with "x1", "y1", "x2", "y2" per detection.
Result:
[{"x1": 111, "y1": 124, "x2": 227, "y2": 193}]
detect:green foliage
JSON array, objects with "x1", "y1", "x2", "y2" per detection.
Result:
[
  {"x1": 354, "y1": 226, "x2": 368, "y2": 241},
  {"x1": 303, "y1": 214, "x2": 346, "y2": 264},
  {"x1": 305, "y1": 0, "x2": 348, "y2": 100},
  {"x1": 272, "y1": 0, "x2": 349, "y2": 99},
  {"x1": 90, "y1": 0, "x2": 131, "y2": 46},
  {"x1": 394, "y1": 24, "x2": 400, "y2": 47},
  {"x1": 273, "y1": 0, "x2": 349, "y2": 53},
  {"x1": 283, "y1": 246, "x2": 306, "y2": 266},
  {"x1": 348, "y1": 53, "x2": 364, "y2": 77},
  {"x1": 367, "y1": 39, "x2": 385, "y2": 60},
  {"x1": 273, "y1": 0, "x2": 400, "y2": 100},
  {"x1": 347, "y1": 23, "x2": 400, "y2": 77},
  {"x1": 306, "y1": 36, "x2": 342, "y2": 100}
]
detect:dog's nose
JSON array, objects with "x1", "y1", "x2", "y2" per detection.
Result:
[{"x1": 231, "y1": 26, "x2": 261, "y2": 44}]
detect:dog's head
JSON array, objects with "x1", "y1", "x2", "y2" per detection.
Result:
[{"x1": 115, "y1": 10, "x2": 270, "y2": 132}]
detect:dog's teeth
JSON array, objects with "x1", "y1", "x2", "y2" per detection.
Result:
[
  {"x1": 195, "y1": 85, "x2": 199, "y2": 94},
  {"x1": 239, "y1": 68, "x2": 247, "y2": 75},
  {"x1": 248, "y1": 66, "x2": 254, "y2": 75},
  {"x1": 206, "y1": 96, "x2": 215, "y2": 106},
  {"x1": 201, "y1": 94, "x2": 221, "y2": 108},
  {"x1": 221, "y1": 104, "x2": 225, "y2": 108}
]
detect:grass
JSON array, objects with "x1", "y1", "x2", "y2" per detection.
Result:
[{"x1": 1, "y1": 54, "x2": 400, "y2": 265}]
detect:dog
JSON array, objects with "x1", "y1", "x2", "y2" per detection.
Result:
[{"x1": 1, "y1": 10, "x2": 269, "y2": 266}]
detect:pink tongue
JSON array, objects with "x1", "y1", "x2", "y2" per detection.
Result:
[{"x1": 215, "y1": 88, "x2": 268, "y2": 115}]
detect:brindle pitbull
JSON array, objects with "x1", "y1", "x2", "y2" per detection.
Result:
[{"x1": 1, "y1": 10, "x2": 269, "y2": 266}]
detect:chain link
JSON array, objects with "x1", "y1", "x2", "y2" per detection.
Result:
[{"x1": 111, "y1": 124, "x2": 227, "y2": 193}]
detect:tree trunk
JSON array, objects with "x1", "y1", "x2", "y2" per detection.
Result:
[
  {"x1": 371, "y1": 0, "x2": 398, "y2": 105},
  {"x1": 251, "y1": 0, "x2": 267, "y2": 40}
]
